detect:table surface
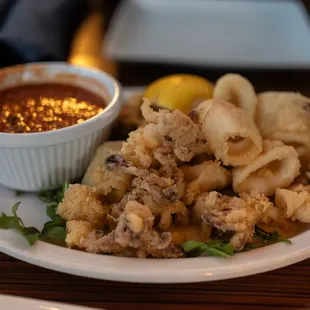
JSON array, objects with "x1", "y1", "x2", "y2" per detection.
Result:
[{"x1": 2, "y1": 1, "x2": 310, "y2": 309}]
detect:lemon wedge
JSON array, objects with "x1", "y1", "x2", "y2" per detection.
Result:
[{"x1": 144, "y1": 74, "x2": 213, "y2": 113}]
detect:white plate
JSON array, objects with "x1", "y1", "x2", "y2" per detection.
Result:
[
  {"x1": 104, "y1": 0, "x2": 310, "y2": 68},
  {"x1": 1, "y1": 88, "x2": 310, "y2": 284},
  {"x1": 0, "y1": 294, "x2": 99, "y2": 310}
]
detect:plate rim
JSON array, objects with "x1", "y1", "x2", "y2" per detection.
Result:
[{"x1": 1, "y1": 231, "x2": 310, "y2": 283}]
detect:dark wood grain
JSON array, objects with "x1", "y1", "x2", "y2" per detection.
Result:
[
  {"x1": 1, "y1": 252, "x2": 310, "y2": 309},
  {"x1": 2, "y1": 1, "x2": 310, "y2": 309}
]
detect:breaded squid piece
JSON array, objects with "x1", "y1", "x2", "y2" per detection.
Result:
[
  {"x1": 157, "y1": 201, "x2": 189, "y2": 230},
  {"x1": 121, "y1": 127, "x2": 156, "y2": 168},
  {"x1": 258, "y1": 206, "x2": 289, "y2": 229},
  {"x1": 142, "y1": 98, "x2": 211, "y2": 160},
  {"x1": 57, "y1": 184, "x2": 109, "y2": 228},
  {"x1": 120, "y1": 99, "x2": 210, "y2": 168},
  {"x1": 195, "y1": 99, "x2": 262, "y2": 166},
  {"x1": 141, "y1": 99, "x2": 199, "y2": 159},
  {"x1": 181, "y1": 160, "x2": 231, "y2": 204},
  {"x1": 82, "y1": 141, "x2": 132, "y2": 202},
  {"x1": 65, "y1": 220, "x2": 94, "y2": 248},
  {"x1": 123, "y1": 165, "x2": 174, "y2": 188},
  {"x1": 80, "y1": 229, "x2": 125, "y2": 255},
  {"x1": 257, "y1": 92, "x2": 310, "y2": 167},
  {"x1": 213, "y1": 73, "x2": 257, "y2": 120},
  {"x1": 106, "y1": 154, "x2": 186, "y2": 203},
  {"x1": 109, "y1": 189, "x2": 146, "y2": 219},
  {"x1": 275, "y1": 187, "x2": 310, "y2": 223},
  {"x1": 195, "y1": 191, "x2": 272, "y2": 250},
  {"x1": 81, "y1": 201, "x2": 182, "y2": 258},
  {"x1": 110, "y1": 189, "x2": 189, "y2": 230},
  {"x1": 232, "y1": 140, "x2": 301, "y2": 196}
]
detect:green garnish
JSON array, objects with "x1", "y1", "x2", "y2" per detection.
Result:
[
  {"x1": 46, "y1": 203, "x2": 59, "y2": 220},
  {"x1": 0, "y1": 202, "x2": 40, "y2": 245},
  {"x1": 243, "y1": 227, "x2": 292, "y2": 251},
  {"x1": 41, "y1": 226, "x2": 66, "y2": 240},
  {"x1": 41, "y1": 202, "x2": 66, "y2": 241},
  {"x1": 183, "y1": 227, "x2": 292, "y2": 256},
  {"x1": 0, "y1": 182, "x2": 69, "y2": 245},
  {"x1": 39, "y1": 182, "x2": 68, "y2": 241},
  {"x1": 38, "y1": 182, "x2": 69, "y2": 204},
  {"x1": 182, "y1": 240, "x2": 235, "y2": 258},
  {"x1": 15, "y1": 190, "x2": 24, "y2": 197},
  {"x1": 254, "y1": 226, "x2": 292, "y2": 244}
]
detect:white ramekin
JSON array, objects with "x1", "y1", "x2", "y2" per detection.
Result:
[{"x1": 0, "y1": 62, "x2": 122, "y2": 191}]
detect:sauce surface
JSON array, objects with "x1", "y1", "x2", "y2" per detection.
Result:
[{"x1": 0, "y1": 83, "x2": 105, "y2": 133}]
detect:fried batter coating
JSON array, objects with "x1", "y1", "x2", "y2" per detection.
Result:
[
  {"x1": 57, "y1": 184, "x2": 109, "y2": 228},
  {"x1": 195, "y1": 191, "x2": 272, "y2": 250},
  {"x1": 124, "y1": 165, "x2": 174, "y2": 188},
  {"x1": 110, "y1": 189, "x2": 145, "y2": 219},
  {"x1": 157, "y1": 200, "x2": 189, "y2": 230},
  {"x1": 82, "y1": 141, "x2": 132, "y2": 202},
  {"x1": 110, "y1": 189, "x2": 189, "y2": 230},
  {"x1": 182, "y1": 160, "x2": 231, "y2": 204},
  {"x1": 121, "y1": 127, "x2": 156, "y2": 168},
  {"x1": 107, "y1": 154, "x2": 186, "y2": 204},
  {"x1": 275, "y1": 187, "x2": 310, "y2": 223},
  {"x1": 81, "y1": 201, "x2": 181, "y2": 258},
  {"x1": 258, "y1": 206, "x2": 289, "y2": 229},
  {"x1": 65, "y1": 220, "x2": 94, "y2": 248},
  {"x1": 120, "y1": 99, "x2": 210, "y2": 168}
]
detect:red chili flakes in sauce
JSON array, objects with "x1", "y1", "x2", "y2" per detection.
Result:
[{"x1": 0, "y1": 83, "x2": 105, "y2": 133}]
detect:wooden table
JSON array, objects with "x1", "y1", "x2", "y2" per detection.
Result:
[{"x1": 2, "y1": 1, "x2": 310, "y2": 309}]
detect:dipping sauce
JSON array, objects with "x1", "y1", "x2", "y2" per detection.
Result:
[{"x1": 0, "y1": 83, "x2": 105, "y2": 133}]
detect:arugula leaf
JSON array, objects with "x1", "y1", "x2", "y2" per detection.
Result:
[
  {"x1": 0, "y1": 202, "x2": 40, "y2": 245},
  {"x1": 207, "y1": 240, "x2": 235, "y2": 255},
  {"x1": 0, "y1": 212, "x2": 22, "y2": 230},
  {"x1": 0, "y1": 182, "x2": 69, "y2": 245},
  {"x1": 39, "y1": 183, "x2": 68, "y2": 241},
  {"x1": 39, "y1": 182, "x2": 69, "y2": 241},
  {"x1": 12, "y1": 202, "x2": 20, "y2": 218},
  {"x1": 254, "y1": 226, "x2": 292, "y2": 245},
  {"x1": 40, "y1": 216, "x2": 66, "y2": 241},
  {"x1": 22, "y1": 228, "x2": 41, "y2": 245},
  {"x1": 182, "y1": 241, "x2": 206, "y2": 253},
  {"x1": 182, "y1": 240, "x2": 235, "y2": 258},
  {"x1": 243, "y1": 227, "x2": 292, "y2": 251},
  {"x1": 61, "y1": 182, "x2": 69, "y2": 197},
  {"x1": 38, "y1": 182, "x2": 69, "y2": 204},
  {"x1": 46, "y1": 203, "x2": 59, "y2": 220},
  {"x1": 41, "y1": 226, "x2": 66, "y2": 240}
]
